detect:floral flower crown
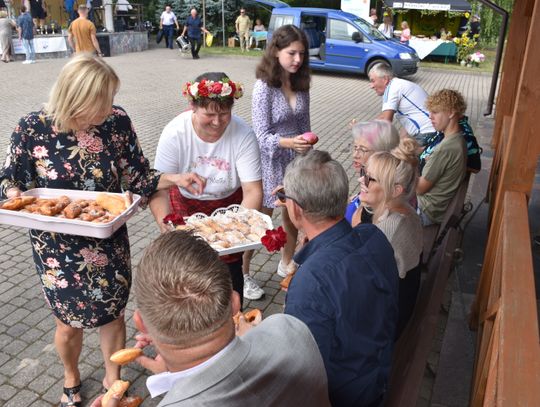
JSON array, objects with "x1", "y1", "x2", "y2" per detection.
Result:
[{"x1": 182, "y1": 78, "x2": 244, "y2": 101}]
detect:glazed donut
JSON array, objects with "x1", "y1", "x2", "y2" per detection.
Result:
[
  {"x1": 233, "y1": 308, "x2": 263, "y2": 325},
  {"x1": 110, "y1": 348, "x2": 143, "y2": 365},
  {"x1": 118, "y1": 396, "x2": 143, "y2": 407},
  {"x1": 63, "y1": 203, "x2": 83, "y2": 219},
  {"x1": 102, "y1": 380, "x2": 130, "y2": 407},
  {"x1": 244, "y1": 309, "x2": 263, "y2": 324}
]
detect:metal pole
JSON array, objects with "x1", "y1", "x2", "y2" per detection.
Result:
[
  {"x1": 222, "y1": 0, "x2": 225, "y2": 47},
  {"x1": 202, "y1": 0, "x2": 206, "y2": 48}
]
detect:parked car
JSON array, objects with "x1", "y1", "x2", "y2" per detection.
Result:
[{"x1": 253, "y1": 0, "x2": 419, "y2": 76}]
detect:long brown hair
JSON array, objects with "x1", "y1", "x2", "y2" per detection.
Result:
[{"x1": 255, "y1": 24, "x2": 310, "y2": 92}]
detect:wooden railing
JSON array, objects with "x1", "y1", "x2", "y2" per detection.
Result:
[{"x1": 469, "y1": 191, "x2": 540, "y2": 406}]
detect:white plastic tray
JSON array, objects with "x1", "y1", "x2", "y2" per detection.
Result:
[
  {"x1": 184, "y1": 204, "x2": 273, "y2": 256},
  {"x1": 0, "y1": 188, "x2": 141, "y2": 239}
]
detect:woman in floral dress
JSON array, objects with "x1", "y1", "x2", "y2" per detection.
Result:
[
  {"x1": 0, "y1": 54, "x2": 204, "y2": 407},
  {"x1": 252, "y1": 25, "x2": 311, "y2": 279}
]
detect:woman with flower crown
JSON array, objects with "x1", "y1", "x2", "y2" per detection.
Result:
[
  {"x1": 252, "y1": 25, "x2": 312, "y2": 281},
  {"x1": 150, "y1": 71, "x2": 264, "y2": 304}
]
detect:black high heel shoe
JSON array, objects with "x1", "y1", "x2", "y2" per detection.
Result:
[{"x1": 60, "y1": 383, "x2": 82, "y2": 407}]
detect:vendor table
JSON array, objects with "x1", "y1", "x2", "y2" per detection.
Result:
[{"x1": 408, "y1": 37, "x2": 457, "y2": 62}]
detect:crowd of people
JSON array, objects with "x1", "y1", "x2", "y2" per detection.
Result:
[{"x1": 0, "y1": 17, "x2": 482, "y2": 407}]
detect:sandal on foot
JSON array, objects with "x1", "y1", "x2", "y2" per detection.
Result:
[{"x1": 60, "y1": 383, "x2": 82, "y2": 407}]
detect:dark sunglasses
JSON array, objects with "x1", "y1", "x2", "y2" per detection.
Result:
[
  {"x1": 275, "y1": 187, "x2": 303, "y2": 208},
  {"x1": 359, "y1": 167, "x2": 377, "y2": 187}
]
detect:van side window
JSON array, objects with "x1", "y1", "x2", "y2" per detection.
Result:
[
  {"x1": 269, "y1": 15, "x2": 295, "y2": 31},
  {"x1": 329, "y1": 19, "x2": 364, "y2": 42}
]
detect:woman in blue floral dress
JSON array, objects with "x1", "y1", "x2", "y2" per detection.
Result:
[{"x1": 0, "y1": 54, "x2": 204, "y2": 407}]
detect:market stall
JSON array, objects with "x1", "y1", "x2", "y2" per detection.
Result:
[{"x1": 384, "y1": 0, "x2": 471, "y2": 61}]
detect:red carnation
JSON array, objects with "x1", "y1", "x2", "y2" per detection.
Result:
[
  {"x1": 163, "y1": 213, "x2": 185, "y2": 226},
  {"x1": 198, "y1": 81, "x2": 209, "y2": 97},
  {"x1": 229, "y1": 81, "x2": 236, "y2": 95},
  {"x1": 261, "y1": 226, "x2": 287, "y2": 252},
  {"x1": 210, "y1": 82, "x2": 223, "y2": 95}
]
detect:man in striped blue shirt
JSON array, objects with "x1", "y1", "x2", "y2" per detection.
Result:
[{"x1": 369, "y1": 63, "x2": 436, "y2": 146}]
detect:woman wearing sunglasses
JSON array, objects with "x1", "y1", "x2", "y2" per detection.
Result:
[
  {"x1": 356, "y1": 138, "x2": 423, "y2": 338},
  {"x1": 346, "y1": 120, "x2": 400, "y2": 225}
]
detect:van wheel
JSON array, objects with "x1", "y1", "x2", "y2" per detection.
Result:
[{"x1": 366, "y1": 59, "x2": 390, "y2": 76}]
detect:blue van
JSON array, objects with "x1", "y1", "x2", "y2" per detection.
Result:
[{"x1": 253, "y1": 0, "x2": 419, "y2": 76}]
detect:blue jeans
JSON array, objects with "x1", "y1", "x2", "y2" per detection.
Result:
[
  {"x1": 22, "y1": 39, "x2": 35, "y2": 61},
  {"x1": 162, "y1": 24, "x2": 174, "y2": 48}
]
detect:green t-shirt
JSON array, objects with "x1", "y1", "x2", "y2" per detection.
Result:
[{"x1": 418, "y1": 133, "x2": 466, "y2": 223}]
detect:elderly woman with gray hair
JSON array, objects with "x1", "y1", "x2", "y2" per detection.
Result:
[{"x1": 345, "y1": 119, "x2": 400, "y2": 225}]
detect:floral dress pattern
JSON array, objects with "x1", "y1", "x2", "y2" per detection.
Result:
[
  {"x1": 251, "y1": 79, "x2": 310, "y2": 208},
  {"x1": 0, "y1": 106, "x2": 160, "y2": 328}
]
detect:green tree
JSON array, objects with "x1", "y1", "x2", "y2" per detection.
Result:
[{"x1": 471, "y1": 0, "x2": 514, "y2": 46}]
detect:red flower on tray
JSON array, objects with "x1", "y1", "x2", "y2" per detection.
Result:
[
  {"x1": 261, "y1": 226, "x2": 287, "y2": 252},
  {"x1": 163, "y1": 213, "x2": 185, "y2": 227}
]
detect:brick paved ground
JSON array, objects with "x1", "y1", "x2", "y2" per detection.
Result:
[{"x1": 0, "y1": 48, "x2": 492, "y2": 406}]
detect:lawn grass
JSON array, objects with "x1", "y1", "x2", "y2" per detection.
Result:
[{"x1": 419, "y1": 47, "x2": 497, "y2": 73}]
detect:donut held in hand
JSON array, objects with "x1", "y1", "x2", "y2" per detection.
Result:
[
  {"x1": 102, "y1": 380, "x2": 130, "y2": 407},
  {"x1": 110, "y1": 348, "x2": 143, "y2": 365},
  {"x1": 301, "y1": 132, "x2": 319, "y2": 145}
]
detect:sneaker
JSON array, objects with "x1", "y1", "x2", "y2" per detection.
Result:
[
  {"x1": 277, "y1": 260, "x2": 289, "y2": 278},
  {"x1": 22, "y1": 60, "x2": 31, "y2": 64},
  {"x1": 243, "y1": 275, "x2": 264, "y2": 300},
  {"x1": 30, "y1": 60, "x2": 36, "y2": 64}
]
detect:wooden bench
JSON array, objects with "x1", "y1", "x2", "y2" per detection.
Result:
[
  {"x1": 385, "y1": 175, "x2": 472, "y2": 406},
  {"x1": 385, "y1": 228, "x2": 460, "y2": 406},
  {"x1": 421, "y1": 176, "x2": 471, "y2": 265}
]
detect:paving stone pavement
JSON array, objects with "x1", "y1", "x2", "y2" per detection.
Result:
[{"x1": 0, "y1": 48, "x2": 492, "y2": 406}]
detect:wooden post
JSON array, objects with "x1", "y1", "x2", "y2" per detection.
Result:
[{"x1": 492, "y1": 0, "x2": 535, "y2": 151}]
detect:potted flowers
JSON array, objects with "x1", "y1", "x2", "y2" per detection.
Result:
[
  {"x1": 468, "y1": 51, "x2": 486, "y2": 67},
  {"x1": 453, "y1": 32, "x2": 477, "y2": 65}
]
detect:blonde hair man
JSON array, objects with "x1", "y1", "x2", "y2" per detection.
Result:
[
  {"x1": 416, "y1": 89, "x2": 467, "y2": 225},
  {"x1": 67, "y1": 4, "x2": 102, "y2": 55},
  {"x1": 130, "y1": 231, "x2": 331, "y2": 406}
]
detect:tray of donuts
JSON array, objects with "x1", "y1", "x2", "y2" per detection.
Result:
[
  {"x1": 0, "y1": 188, "x2": 141, "y2": 239},
  {"x1": 174, "y1": 204, "x2": 274, "y2": 255}
]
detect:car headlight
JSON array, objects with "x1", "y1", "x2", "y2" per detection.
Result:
[{"x1": 399, "y1": 53, "x2": 412, "y2": 60}]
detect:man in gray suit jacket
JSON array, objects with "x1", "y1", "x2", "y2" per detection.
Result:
[{"x1": 122, "y1": 230, "x2": 330, "y2": 407}]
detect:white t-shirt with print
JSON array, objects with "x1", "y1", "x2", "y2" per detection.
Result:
[
  {"x1": 382, "y1": 78, "x2": 435, "y2": 136},
  {"x1": 155, "y1": 111, "x2": 262, "y2": 200}
]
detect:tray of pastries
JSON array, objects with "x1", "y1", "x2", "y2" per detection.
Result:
[
  {"x1": 0, "y1": 188, "x2": 141, "y2": 239},
  {"x1": 175, "y1": 204, "x2": 273, "y2": 255}
]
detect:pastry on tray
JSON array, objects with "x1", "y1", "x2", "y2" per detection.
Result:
[
  {"x1": 0, "y1": 192, "x2": 132, "y2": 223},
  {"x1": 176, "y1": 208, "x2": 270, "y2": 251}
]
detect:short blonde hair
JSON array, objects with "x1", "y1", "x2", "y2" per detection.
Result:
[
  {"x1": 426, "y1": 89, "x2": 467, "y2": 116},
  {"x1": 45, "y1": 53, "x2": 119, "y2": 132},
  {"x1": 135, "y1": 230, "x2": 233, "y2": 347},
  {"x1": 367, "y1": 138, "x2": 419, "y2": 222},
  {"x1": 0, "y1": 10, "x2": 8, "y2": 18}
]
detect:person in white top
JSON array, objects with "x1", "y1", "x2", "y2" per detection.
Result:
[
  {"x1": 368, "y1": 62, "x2": 436, "y2": 146},
  {"x1": 150, "y1": 71, "x2": 265, "y2": 303},
  {"x1": 159, "y1": 4, "x2": 179, "y2": 49},
  {"x1": 378, "y1": 15, "x2": 393, "y2": 39}
]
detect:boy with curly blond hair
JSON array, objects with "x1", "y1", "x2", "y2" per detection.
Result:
[{"x1": 416, "y1": 89, "x2": 467, "y2": 225}]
